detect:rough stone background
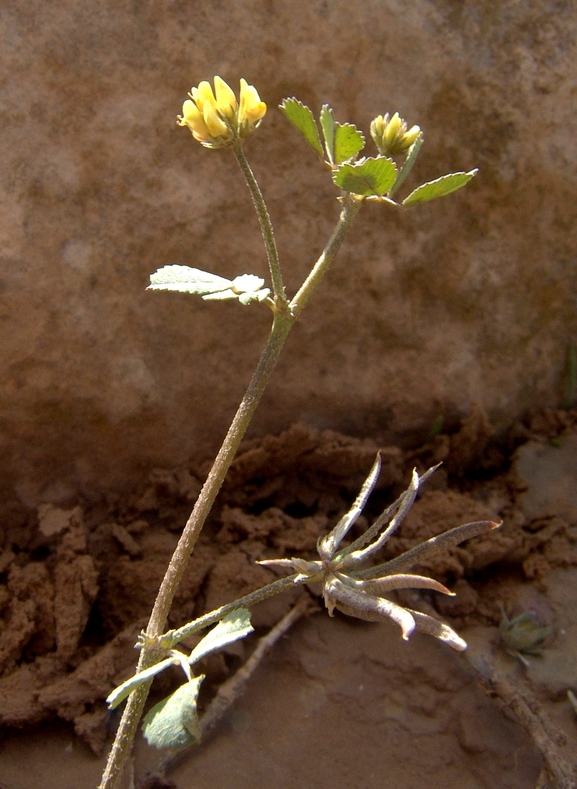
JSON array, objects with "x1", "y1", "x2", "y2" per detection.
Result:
[{"x1": 1, "y1": 0, "x2": 576, "y2": 516}]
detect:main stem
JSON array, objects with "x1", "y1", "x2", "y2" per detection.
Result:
[
  {"x1": 98, "y1": 313, "x2": 292, "y2": 789},
  {"x1": 100, "y1": 187, "x2": 362, "y2": 789}
]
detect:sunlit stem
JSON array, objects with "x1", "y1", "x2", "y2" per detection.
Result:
[
  {"x1": 233, "y1": 143, "x2": 287, "y2": 308},
  {"x1": 160, "y1": 574, "x2": 303, "y2": 648},
  {"x1": 290, "y1": 194, "x2": 363, "y2": 318}
]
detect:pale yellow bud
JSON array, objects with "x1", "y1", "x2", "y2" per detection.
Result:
[
  {"x1": 370, "y1": 111, "x2": 420, "y2": 156},
  {"x1": 403, "y1": 125, "x2": 421, "y2": 148},
  {"x1": 384, "y1": 112, "x2": 402, "y2": 145},
  {"x1": 371, "y1": 115, "x2": 385, "y2": 138}
]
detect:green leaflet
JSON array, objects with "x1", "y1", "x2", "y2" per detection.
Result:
[
  {"x1": 402, "y1": 170, "x2": 478, "y2": 206},
  {"x1": 320, "y1": 105, "x2": 364, "y2": 164},
  {"x1": 319, "y1": 105, "x2": 335, "y2": 161},
  {"x1": 142, "y1": 677, "x2": 204, "y2": 749},
  {"x1": 282, "y1": 100, "x2": 363, "y2": 165},
  {"x1": 333, "y1": 157, "x2": 398, "y2": 196},
  {"x1": 389, "y1": 133, "x2": 423, "y2": 197},
  {"x1": 280, "y1": 98, "x2": 324, "y2": 157},
  {"x1": 332, "y1": 123, "x2": 365, "y2": 164}
]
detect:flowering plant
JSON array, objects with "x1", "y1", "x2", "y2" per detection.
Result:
[{"x1": 99, "y1": 77, "x2": 480, "y2": 789}]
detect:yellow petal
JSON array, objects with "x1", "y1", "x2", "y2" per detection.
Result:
[
  {"x1": 238, "y1": 78, "x2": 267, "y2": 127},
  {"x1": 193, "y1": 81, "x2": 217, "y2": 112},
  {"x1": 202, "y1": 103, "x2": 229, "y2": 138},
  {"x1": 180, "y1": 99, "x2": 201, "y2": 124},
  {"x1": 214, "y1": 76, "x2": 238, "y2": 119},
  {"x1": 177, "y1": 100, "x2": 211, "y2": 141}
]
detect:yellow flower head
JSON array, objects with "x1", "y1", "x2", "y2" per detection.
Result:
[
  {"x1": 370, "y1": 112, "x2": 421, "y2": 156},
  {"x1": 177, "y1": 77, "x2": 266, "y2": 149}
]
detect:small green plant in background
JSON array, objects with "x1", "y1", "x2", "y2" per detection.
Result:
[
  {"x1": 498, "y1": 603, "x2": 552, "y2": 667},
  {"x1": 99, "y1": 77, "x2": 486, "y2": 789}
]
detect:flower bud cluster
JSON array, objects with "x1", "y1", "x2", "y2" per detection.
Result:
[
  {"x1": 370, "y1": 112, "x2": 420, "y2": 156},
  {"x1": 178, "y1": 76, "x2": 267, "y2": 149}
]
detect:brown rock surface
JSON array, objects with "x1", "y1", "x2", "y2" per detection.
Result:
[{"x1": 1, "y1": 1, "x2": 576, "y2": 515}]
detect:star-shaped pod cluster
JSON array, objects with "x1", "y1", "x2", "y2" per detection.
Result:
[{"x1": 261, "y1": 455, "x2": 499, "y2": 651}]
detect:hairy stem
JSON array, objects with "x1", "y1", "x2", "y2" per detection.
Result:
[
  {"x1": 99, "y1": 177, "x2": 362, "y2": 789},
  {"x1": 290, "y1": 194, "x2": 362, "y2": 318},
  {"x1": 99, "y1": 312, "x2": 292, "y2": 789},
  {"x1": 234, "y1": 144, "x2": 287, "y2": 306},
  {"x1": 161, "y1": 574, "x2": 302, "y2": 648}
]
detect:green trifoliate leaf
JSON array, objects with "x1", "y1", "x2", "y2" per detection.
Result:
[
  {"x1": 333, "y1": 156, "x2": 398, "y2": 197},
  {"x1": 280, "y1": 98, "x2": 323, "y2": 157},
  {"x1": 142, "y1": 677, "x2": 204, "y2": 750},
  {"x1": 189, "y1": 609, "x2": 253, "y2": 666},
  {"x1": 402, "y1": 170, "x2": 478, "y2": 206},
  {"x1": 148, "y1": 266, "x2": 270, "y2": 305}
]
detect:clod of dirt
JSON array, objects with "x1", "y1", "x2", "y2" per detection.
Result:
[
  {"x1": 37, "y1": 622, "x2": 144, "y2": 754},
  {"x1": 445, "y1": 403, "x2": 495, "y2": 476},
  {"x1": 515, "y1": 432, "x2": 577, "y2": 523},
  {"x1": 385, "y1": 488, "x2": 506, "y2": 578}
]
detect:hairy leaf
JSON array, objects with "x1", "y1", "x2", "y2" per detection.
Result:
[
  {"x1": 319, "y1": 105, "x2": 335, "y2": 162},
  {"x1": 333, "y1": 123, "x2": 365, "y2": 164},
  {"x1": 106, "y1": 657, "x2": 176, "y2": 710},
  {"x1": 402, "y1": 170, "x2": 478, "y2": 206},
  {"x1": 189, "y1": 608, "x2": 253, "y2": 665},
  {"x1": 142, "y1": 677, "x2": 204, "y2": 749},
  {"x1": 280, "y1": 98, "x2": 323, "y2": 157},
  {"x1": 148, "y1": 266, "x2": 269, "y2": 304},
  {"x1": 148, "y1": 265, "x2": 232, "y2": 295},
  {"x1": 333, "y1": 157, "x2": 397, "y2": 196}
]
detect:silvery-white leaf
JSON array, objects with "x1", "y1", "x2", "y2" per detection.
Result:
[
  {"x1": 188, "y1": 609, "x2": 253, "y2": 666},
  {"x1": 106, "y1": 656, "x2": 176, "y2": 710},
  {"x1": 238, "y1": 288, "x2": 271, "y2": 305},
  {"x1": 148, "y1": 265, "x2": 232, "y2": 294},
  {"x1": 407, "y1": 609, "x2": 468, "y2": 651},
  {"x1": 231, "y1": 274, "x2": 266, "y2": 292},
  {"x1": 202, "y1": 289, "x2": 238, "y2": 301}
]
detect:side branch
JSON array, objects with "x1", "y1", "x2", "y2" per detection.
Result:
[{"x1": 234, "y1": 144, "x2": 287, "y2": 305}]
